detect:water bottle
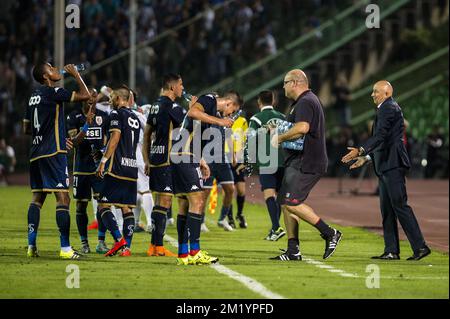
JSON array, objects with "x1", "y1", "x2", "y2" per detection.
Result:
[
  {"x1": 229, "y1": 109, "x2": 243, "y2": 121},
  {"x1": 60, "y1": 63, "x2": 86, "y2": 75},
  {"x1": 265, "y1": 120, "x2": 304, "y2": 151},
  {"x1": 182, "y1": 90, "x2": 193, "y2": 103}
]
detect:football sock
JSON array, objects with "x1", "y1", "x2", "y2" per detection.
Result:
[
  {"x1": 27, "y1": 203, "x2": 40, "y2": 246},
  {"x1": 76, "y1": 207, "x2": 88, "y2": 243},
  {"x1": 288, "y1": 238, "x2": 300, "y2": 254},
  {"x1": 96, "y1": 209, "x2": 107, "y2": 241},
  {"x1": 187, "y1": 212, "x2": 202, "y2": 255},
  {"x1": 314, "y1": 219, "x2": 334, "y2": 237},
  {"x1": 227, "y1": 205, "x2": 233, "y2": 220},
  {"x1": 100, "y1": 208, "x2": 122, "y2": 241},
  {"x1": 56, "y1": 205, "x2": 71, "y2": 248},
  {"x1": 266, "y1": 197, "x2": 280, "y2": 231},
  {"x1": 237, "y1": 195, "x2": 245, "y2": 216},
  {"x1": 219, "y1": 205, "x2": 231, "y2": 221},
  {"x1": 151, "y1": 206, "x2": 167, "y2": 246},
  {"x1": 132, "y1": 193, "x2": 141, "y2": 224},
  {"x1": 177, "y1": 214, "x2": 189, "y2": 257},
  {"x1": 122, "y1": 212, "x2": 135, "y2": 248}
]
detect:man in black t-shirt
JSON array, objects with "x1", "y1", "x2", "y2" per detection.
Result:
[{"x1": 270, "y1": 69, "x2": 342, "y2": 261}]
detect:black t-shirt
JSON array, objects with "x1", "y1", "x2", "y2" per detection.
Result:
[{"x1": 284, "y1": 90, "x2": 328, "y2": 173}]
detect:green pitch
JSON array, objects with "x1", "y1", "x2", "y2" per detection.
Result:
[{"x1": 0, "y1": 186, "x2": 448, "y2": 299}]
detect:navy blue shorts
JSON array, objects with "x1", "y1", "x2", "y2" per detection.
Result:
[
  {"x1": 150, "y1": 165, "x2": 173, "y2": 195},
  {"x1": 232, "y1": 165, "x2": 246, "y2": 183},
  {"x1": 29, "y1": 153, "x2": 69, "y2": 193},
  {"x1": 203, "y1": 163, "x2": 234, "y2": 189},
  {"x1": 172, "y1": 162, "x2": 203, "y2": 195},
  {"x1": 259, "y1": 167, "x2": 285, "y2": 191},
  {"x1": 73, "y1": 174, "x2": 103, "y2": 201},
  {"x1": 98, "y1": 174, "x2": 137, "y2": 208}
]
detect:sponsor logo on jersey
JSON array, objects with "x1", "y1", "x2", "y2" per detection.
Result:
[{"x1": 85, "y1": 127, "x2": 102, "y2": 140}]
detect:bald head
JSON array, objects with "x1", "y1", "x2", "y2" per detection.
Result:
[
  {"x1": 286, "y1": 69, "x2": 309, "y2": 86},
  {"x1": 371, "y1": 80, "x2": 394, "y2": 105},
  {"x1": 283, "y1": 69, "x2": 309, "y2": 100}
]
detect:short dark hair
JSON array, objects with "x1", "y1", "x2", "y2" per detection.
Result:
[
  {"x1": 224, "y1": 90, "x2": 243, "y2": 106},
  {"x1": 258, "y1": 90, "x2": 274, "y2": 106},
  {"x1": 32, "y1": 62, "x2": 49, "y2": 84},
  {"x1": 161, "y1": 73, "x2": 181, "y2": 90}
]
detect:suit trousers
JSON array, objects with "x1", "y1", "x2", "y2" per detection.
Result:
[{"x1": 378, "y1": 168, "x2": 426, "y2": 254}]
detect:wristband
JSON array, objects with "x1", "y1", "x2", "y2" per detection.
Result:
[
  {"x1": 365, "y1": 155, "x2": 372, "y2": 162},
  {"x1": 101, "y1": 156, "x2": 108, "y2": 164},
  {"x1": 81, "y1": 123, "x2": 89, "y2": 133}
]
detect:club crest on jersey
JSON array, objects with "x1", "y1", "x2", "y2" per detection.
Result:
[{"x1": 95, "y1": 116, "x2": 103, "y2": 126}]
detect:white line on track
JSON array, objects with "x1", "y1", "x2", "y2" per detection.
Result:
[{"x1": 164, "y1": 234, "x2": 286, "y2": 299}]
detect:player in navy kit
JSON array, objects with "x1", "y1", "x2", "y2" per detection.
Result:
[
  {"x1": 143, "y1": 74, "x2": 186, "y2": 257},
  {"x1": 96, "y1": 86, "x2": 141, "y2": 257},
  {"x1": 23, "y1": 62, "x2": 90, "y2": 259},
  {"x1": 67, "y1": 88, "x2": 110, "y2": 254},
  {"x1": 171, "y1": 93, "x2": 234, "y2": 265}
]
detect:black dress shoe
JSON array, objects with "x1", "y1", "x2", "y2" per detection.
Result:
[
  {"x1": 407, "y1": 246, "x2": 431, "y2": 261},
  {"x1": 371, "y1": 252, "x2": 400, "y2": 260}
]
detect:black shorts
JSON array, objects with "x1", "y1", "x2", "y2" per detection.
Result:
[
  {"x1": 232, "y1": 165, "x2": 246, "y2": 183},
  {"x1": 259, "y1": 167, "x2": 285, "y2": 191},
  {"x1": 150, "y1": 165, "x2": 173, "y2": 195},
  {"x1": 203, "y1": 163, "x2": 234, "y2": 189},
  {"x1": 98, "y1": 174, "x2": 137, "y2": 208},
  {"x1": 278, "y1": 166, "x2": 322, "y2": 206},
  {"x1": 73, "y1": 174, "x2": 103, "y2": 201},
  {"x1": 29, "y1": 153, "x2": 69, "y2": 193},
  {"x1": 172, "y1": 162, "x2": 203, "y2": 195}
]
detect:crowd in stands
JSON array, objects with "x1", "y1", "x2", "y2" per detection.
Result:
[{"x1": 1, "y1": 0, "x2": 446, "y2": 179}]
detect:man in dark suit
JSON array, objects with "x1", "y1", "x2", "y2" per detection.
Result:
[{"x1": 341, "y1": 80, "x2": 431, "y2": 261}]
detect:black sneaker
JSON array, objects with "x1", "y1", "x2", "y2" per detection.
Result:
[
  {"x1": 321, "y1": 229, "x2": 342, "y2": 259},
  {"x1": 228, "y1": 217, "x2": 236, "y2": 229},
  {"x1": 270, "y1": 249, "x2": 302, "y2": 261},
  {"x1": 236, "y1": 215, "x2": 248, "y2": 228}
]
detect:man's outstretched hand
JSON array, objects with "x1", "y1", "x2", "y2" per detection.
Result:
[{"x1": 341, "y1": 147, "x2": 359, "y2": 163}]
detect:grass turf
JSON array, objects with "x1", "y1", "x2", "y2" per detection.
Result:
[{"x1": 0, "y1": 186, "x2": 448, "y2": 299}]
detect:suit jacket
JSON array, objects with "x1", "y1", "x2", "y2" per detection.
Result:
[{"x1": 362, "y1": 97, "x2": 410, "y2": 175}]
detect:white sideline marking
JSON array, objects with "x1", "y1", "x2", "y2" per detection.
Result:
[
  {"x1": 164, "y1": 234, "x2": 286, "y2": 299},
  {"x1": 303, "y1": 257, "x2": 448, "y2": 280},
  {"x1": 303, "y1": 257, "x2": 359, "y2": 278}
]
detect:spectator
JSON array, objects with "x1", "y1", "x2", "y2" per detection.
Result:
[
  {"x1": 0, "y1": 137, "x2": 16, "y2": 186},
  {"x1": 424, "y1": 125, "x2": 445, "y2": 178},
  {"x1": 332, "y1": 75, "x2": 352, "y2": 126}
]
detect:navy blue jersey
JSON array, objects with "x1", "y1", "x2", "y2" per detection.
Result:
[
  {"x1": 146, "y1": 96, "x2": 186, "y2": 166},
  {"x1": 107, "y1": 107, "x2": 141, "y2": 181},
  {"x1": 24, "y1": 85, "x2": 74, "y2": 161},
  {"x1": 175, "y1": 94, "x2": 217, "y2": 157},
  {"x1": 207, "y1": 119, "x2": 231, "y2": 164},
  {"x1": 67, "y1": 108, "x2": 109, "y2": 174}
]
